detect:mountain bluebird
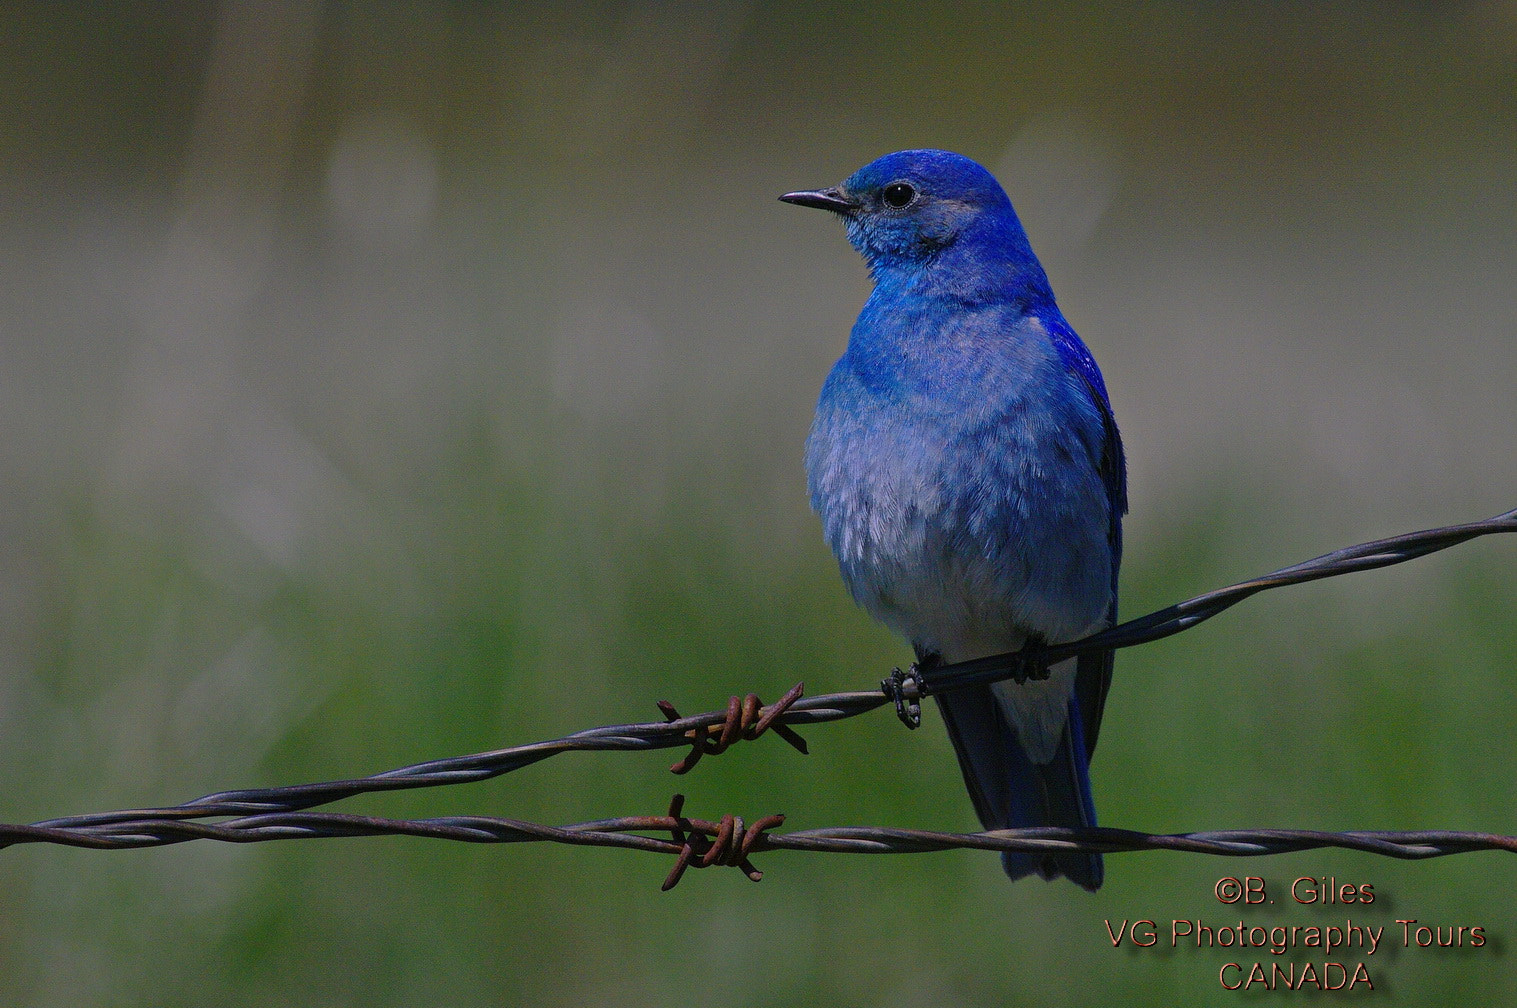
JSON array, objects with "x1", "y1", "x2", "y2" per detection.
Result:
[{"x1": 781, "y1": 149, "x2": 1126, "y2": 890}]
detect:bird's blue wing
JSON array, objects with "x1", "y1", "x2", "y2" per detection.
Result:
[{"x1": 1047, "y1": 318, "x2": 1126, "y2": 759}]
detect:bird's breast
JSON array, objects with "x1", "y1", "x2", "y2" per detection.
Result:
[{"x1": 806, "y1": 348, "x2": 1112, "y2": 653}]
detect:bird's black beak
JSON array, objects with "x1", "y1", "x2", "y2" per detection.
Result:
[{"x1": 779, "y1": 187, "x2": 859, "y2": 213}]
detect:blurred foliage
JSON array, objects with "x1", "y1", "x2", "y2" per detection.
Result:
[{"x1": 1, "y1": 1, "x2": 1516, "y2": 1005}]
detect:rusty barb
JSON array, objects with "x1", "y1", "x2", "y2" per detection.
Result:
[
  {"x1": 657, "y1": 682, "x2": 809, "y2": 774},
  {"x1": 658, "y1": 793, "x2": 786, "y2": 890}
]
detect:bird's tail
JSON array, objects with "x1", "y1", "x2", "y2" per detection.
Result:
[{"x1": 936, "y1": 682, "x2": 1102, "y2": 891}]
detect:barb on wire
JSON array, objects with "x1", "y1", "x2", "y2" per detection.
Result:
[
  {"x1": 657, "y1": 682, "x2": 809, "y2": 773},
  {"x1": 8, "y1": 681, "x2": 875, "y2": 846},
  {"x1": 0, "y1": 792, "x2": 790, "y2": 889},
  {"x1": 3, "y1": 509, "x2": 1514, "y2": 883},
  {"x1": 660, "y1": 793, "x2": 785, "y2": 890}
]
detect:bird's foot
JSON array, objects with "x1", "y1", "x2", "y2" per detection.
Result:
[
  {"x1": 881, "y1": 663, "x2": 925, "y2": 730},
  {"x1": 1010, "y1": 637, "x2": 1051, "y2": 684}
]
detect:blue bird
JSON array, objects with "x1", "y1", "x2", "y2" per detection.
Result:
[{"x1": 781, "y1": 150, "x2": 1126, "y2": 889}]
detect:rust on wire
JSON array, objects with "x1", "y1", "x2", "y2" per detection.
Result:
[
  {"x1": 657, "y1": 681, "x2": 809, "y2": 774},
  {"x1": 658, "y1": 793, "x2": 786, "y2": 890}
]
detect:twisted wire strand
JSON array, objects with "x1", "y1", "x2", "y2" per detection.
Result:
[
  {"x1": 5, "y1": 804, "x2": 1516, "y2": 885},
  {"x1": 919, "y1": 507, "x2": 1517, "y2": 695},
  {"x1": 5, "y1": 510, "x2": 1515, "y2": 880}
]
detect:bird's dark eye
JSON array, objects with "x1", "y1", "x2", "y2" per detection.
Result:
[{"x1": 881, "y1": 182, "x2": 917, "y2": 209}]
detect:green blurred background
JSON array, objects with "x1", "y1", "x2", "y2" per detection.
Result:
[{"x1": 2, "y1": 1, "x2": 1515, "y2": 1003}]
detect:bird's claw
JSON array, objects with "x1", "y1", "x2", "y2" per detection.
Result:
[
  {"x1": 1011, "y1": 638, "x2": 1052, "y2": 684},
  {"x1": 882, "y1": 665, "x2": 923, "y2": 729}
]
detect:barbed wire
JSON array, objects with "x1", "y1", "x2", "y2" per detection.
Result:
[
  {"x1": 908, "y1": 506, "x2": 1517, "y2": 700},
  {"x1": 8, "y1": 794, "x2": 1517, "y2": 890},
  {"x1": 4, "y1": 509, "x2": 1515, "y2": 885}
]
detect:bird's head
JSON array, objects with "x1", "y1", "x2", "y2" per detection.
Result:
[{"x1": 781, "y1": 149, "x2": 1038, "y2": 285}]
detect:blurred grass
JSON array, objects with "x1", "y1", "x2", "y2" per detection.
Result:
[
  {"x1": 4, "y1": 431, "x2": 1514, "y2": 1005},
  {"x1": 2, "y1": 1, "x2": 1516, "y2": 1005}
]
